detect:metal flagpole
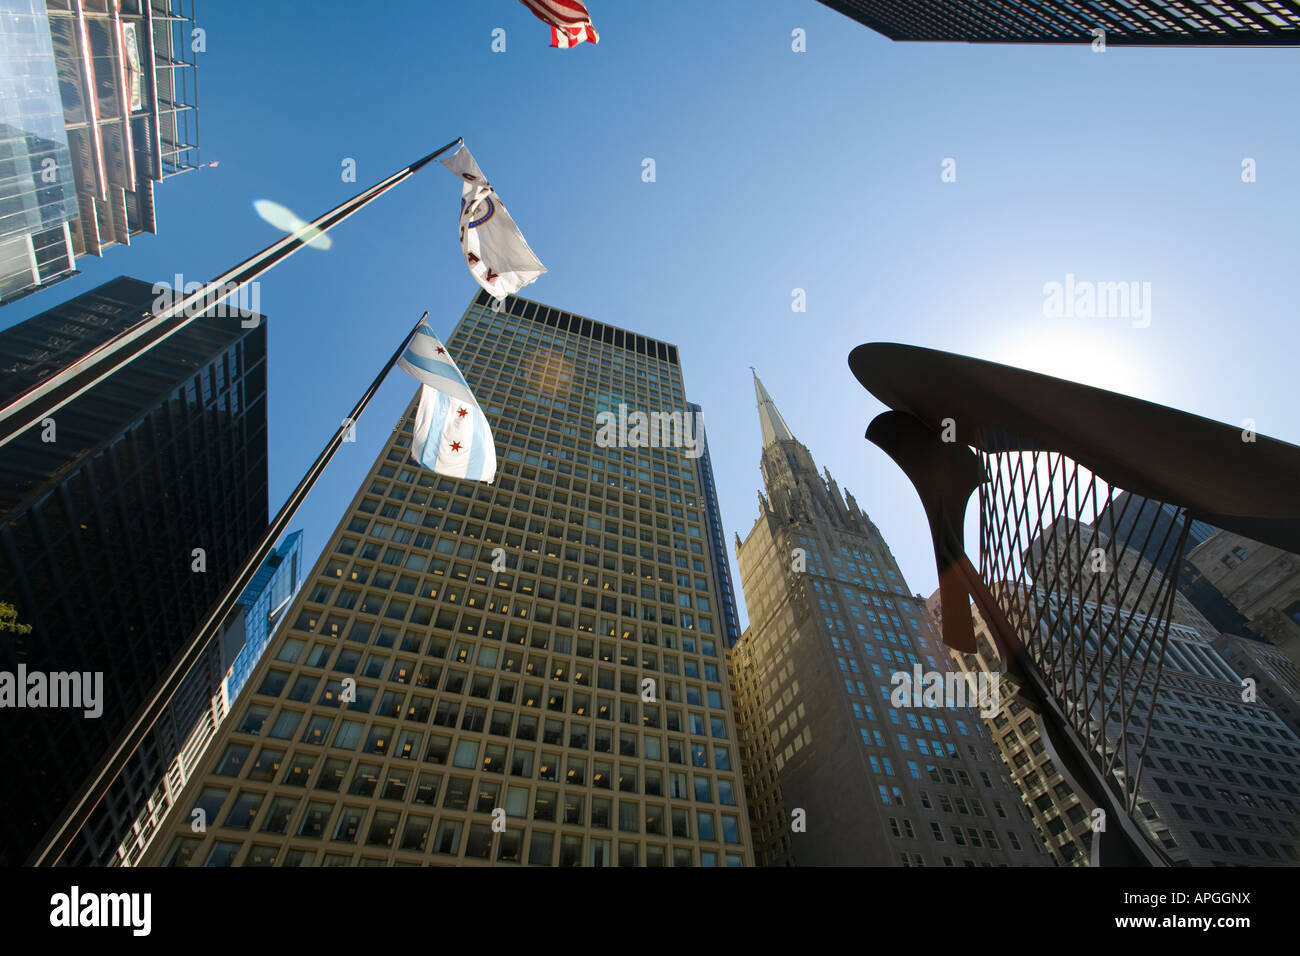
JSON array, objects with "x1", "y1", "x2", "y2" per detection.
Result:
[
  {"x1": 27, "y1": 310, "x2": 431, "y2": 866},
  {"x1": 0, "y1": 137, "x2": 462, "y2": 452}
]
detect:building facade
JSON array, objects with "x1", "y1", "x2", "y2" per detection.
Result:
[
  {"x1": 143, "y1": 291, "x2": 754, "y2": 867},
  {"x1": 932, "y1": 594, "x2": 1092, "y2": 866},
  {"x1": 114, "y1": 532, "x2": 304, "y2": 866},
  {"x1": 0, "y1": 274, "x2": 268, "y2": 865},
  {"x1": 225, "y1": 531, "x2": 304, "y2": 704},
  {"x1": 687, "y1": 400, "x2": 740, "y2": 649},
  {"x1": 1186, "y1": 529, "x2": 1300, "y2": 672},
  {"x1": 815, "y1": 0, "x2": 1300, "y2": 45},
  {"x1": 730, "y1": 373, "x2": 1043, "y2": 866},
  {"x1": 1212, "y1": 632, "x2": 1300, "y2": 740},
  {"x1": 940, "y1": 516, "x2": 1300, "y2": 867},
  {"x1": 0, "y1": 0, "x2": 81, "y2": 303},
  {"x1": 0, "y1": 0, "x2": 202, "y2": 306}
]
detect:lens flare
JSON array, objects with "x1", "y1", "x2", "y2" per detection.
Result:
[{"x1": 253, "y1": 199, "x2": 332, "y2": 251}]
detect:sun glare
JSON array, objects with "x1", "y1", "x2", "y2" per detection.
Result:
[{"x1": 984, "y1": 325, "x2": 1159, "y2": 402}]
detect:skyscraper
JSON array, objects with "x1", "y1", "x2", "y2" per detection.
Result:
[
  {"x1": 1186, "y1": 529, "x2": 1300, "y2": 671},
  {"x1": 815, "y1": 0, "x2": 1300, "y2": 45},
  {"x1": 0, "y1": 0, "x2": 80, "y2": 303},
  {"x1": 947, "y1": 518, "x2": 1300, "y2": 866},
  {"x1": 225, "y1": 532, "x2": 305, "y2": 705},
  {"x1": 931, "y1": 594, "x2": 1092, "y2": 867},
  {"x1": 1095, "y1": 491, "x2": 1217, "y2": 575},
  {"x1": 0, "y1": 274, "x2": 268, "y2": 865},
  {"x1": 730, "y1": 373, "x2": 1042, "y2": 866},
  {"x1": 114, "y1": 532, "x2": 304, "y2": 866},
  {"x1": 142, "y1": 290, "x2": 753, "y2": 867},
  {"x1": 1211, "y1": 632, "x2": 1300, "y2": 740},
  {"x1": 948, "y1": 594, "x2": 1300, "y2": 865},
  {"x1": 0, "y1": 0, "x2": 204, "y2": 306}
]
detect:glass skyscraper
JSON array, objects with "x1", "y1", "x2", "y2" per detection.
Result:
[
  {"x1": 227, "y1": 531, "x2": 305, "y2": 704},
  {"x1": 0, "y1": 0, "x2": 205, "y2": 306},
  {"x1": 0, "y1": 275, "x2": 269, "y2": 866},
  {"x1": 143, "y1": 291, "x2": 753, "y2": 867},
  {"x1": 816, "y1": 0, "x2": 1300, "y2": 44},
  {"x1": 0, "y1": 0, "x2": 79, "y2": 304},
  {"x1": 114, "y1": 532, "x2": 304, "y2": 866}
]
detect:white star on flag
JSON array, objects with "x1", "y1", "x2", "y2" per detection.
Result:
[{"x1": 397, "y1": 321, "x2": 497, "y2": 483}]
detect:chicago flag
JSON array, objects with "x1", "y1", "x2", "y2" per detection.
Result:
[{"x1": 397, "y1": 321, "x2": 497, "y2": 483}]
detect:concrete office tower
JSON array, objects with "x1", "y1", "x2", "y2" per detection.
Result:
[
  {"x1": 0, "y1": 275, "x2": 268, "y2": 865},
  {"x1": 0, "y1": 0, "x2": 203, "y2": 305},
  {"x1": 1211, "y1": 633, "x2": 1300, "y2": 740},
  {"x1": 730, "y1": 373, "x2": 1043, "y2": 866},
  {"x1": 956, "y1": 590, "x2": 1300, "y2": 865},
  {"x1": 931, "y1": 594, "x2": 1092, "y2": 866},
  {"x1": 1186, "y1": 529, "x2": 1300, "y2": 671},
  {"x1": 113, "y1": 533, "x2": 303, "y2": 866},
  {"x1": 945, "y1": 517, "x2": 1300, "y2": 865},
  {"x1": 143, "y1": 291, "x2": 754, "y2": 867}
]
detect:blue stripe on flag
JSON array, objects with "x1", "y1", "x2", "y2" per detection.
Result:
[
  {"x1": 467, "y1": 408, "x2": 488, "y2": 480},
  {"x1": 402, "y1": 349, "x2": 471, "y2": 391}
]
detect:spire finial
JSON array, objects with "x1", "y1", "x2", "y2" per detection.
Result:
[{"x1": 753, "y1": 371, "x2": 796, "y2": 448}]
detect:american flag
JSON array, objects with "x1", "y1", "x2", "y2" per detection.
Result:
[{"x1": 519, "y1": 0, "x2": 599, "y2": 48}]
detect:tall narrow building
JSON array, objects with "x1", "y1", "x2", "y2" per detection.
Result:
[
  {"x1": 114, "y1": 532, "x2": 304, "y2": 866},
  {"x1": 143, "y1": 291, "x2": 753, "y2": 867},
  {"x1": 730, "y1": 373, "x2": 1042, "y2": 866},
  {"x1": 0, "y1": 275, "x2": 269, "y2": 865}
]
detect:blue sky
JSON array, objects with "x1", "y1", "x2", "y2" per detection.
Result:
[{"x1": 4, "y1": 1, "x2": 1297, "y2": 630}]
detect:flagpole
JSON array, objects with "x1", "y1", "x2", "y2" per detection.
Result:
[
  {"x1": 0, "y1": 138, "x2": 462, "y2": 452},
  {"x1": 27, "y1": 311, "x2": 430, "y2": 866}
]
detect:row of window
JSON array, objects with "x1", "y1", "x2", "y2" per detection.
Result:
[
  {"x1": 236, "y1": 693, "x2": 736, "y2": 769},
  {"x1": 214, "y1": 726, "x2": 740, "y2": 801}
]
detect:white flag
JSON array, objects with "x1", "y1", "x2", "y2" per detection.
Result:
[
  {"x1": 441, "y1": 143, "x2": 546, "y2": 299},
  {"x1": 397, "y1": 321, "x2": 497, "y2": 483}
]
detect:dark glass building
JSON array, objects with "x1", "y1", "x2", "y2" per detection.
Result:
[
  {"x1": 0, "y1": 0, "x2": 80, "y2": 304},
  {"x1": 0, "y1": 0, "x2": 204, "y2": 306},
  {"x1": 0, "y1": 275, "x2": 269, "y2": 865},
  {"x1": 815, "y1": 1, "x2": 1300, "y2": 45},
  {"x1": 1095, "y1": 491, "x2": 1262, "y2": 640},
  {"x1": 687, "y1": 401, "x2": 740, "y2": 649}
]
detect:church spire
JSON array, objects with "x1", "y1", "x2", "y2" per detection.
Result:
[{"x1": 752, "y1": 369, "x2": 796, "y2": 448}]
